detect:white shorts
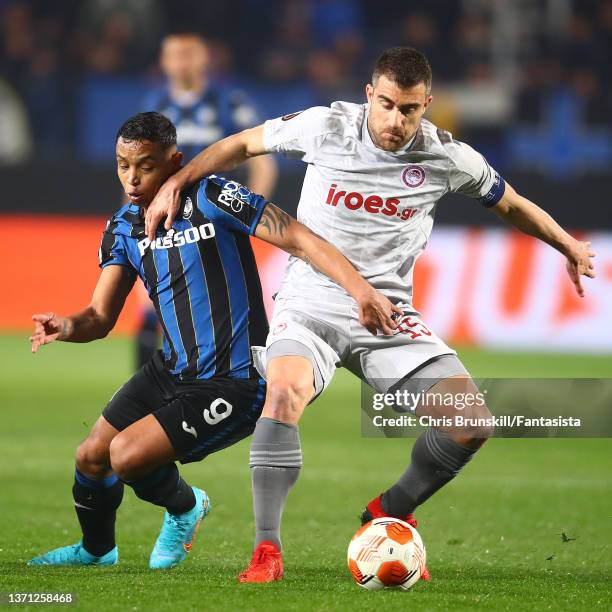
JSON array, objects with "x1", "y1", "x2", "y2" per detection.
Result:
[{"x1": 251, "y1": 295, "x2": 463, "y2": 396}]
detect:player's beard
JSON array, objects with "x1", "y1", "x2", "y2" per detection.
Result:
[
  {"x1": 368, "y1": 119, "x2": 412, "y2": 152},
  {"x1": 373, "y1": 130, "x2": 408, "y2": 152},
  {"x1": 380, "y1": 134, "x2": 406, "y2": 151}
]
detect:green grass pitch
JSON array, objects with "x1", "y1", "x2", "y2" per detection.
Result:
[{"x1": 0, "y1": 333, "x2": 610, "y2": 611}]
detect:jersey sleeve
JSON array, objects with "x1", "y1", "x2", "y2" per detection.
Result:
[
  {"x1": 262, "y1": 106, "x2": 335, "y2": 161},
  {"x1": 198, "y1": 176, "x2": 268, "y2": 235},
  {"x1": 446, "y1": 139, "x2": 506, "y2": 207},
  {"x1": 99, "y1": 221, "x2": 133, "y2": 270}
]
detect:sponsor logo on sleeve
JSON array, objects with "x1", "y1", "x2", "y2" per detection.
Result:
[
  {"x1": 218, "y1": 181, "x2": 251, "y2": 213},
  {"x1": 205, "y1": 178, "x2": 259, "y2": 227}
]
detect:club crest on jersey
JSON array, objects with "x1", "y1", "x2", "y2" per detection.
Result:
[
  {"x1": 183, "y1": 197, "x2": 193, "y2": 219},
  {"x1": 402, "y1": 165, "x2": 426, "y2": 188},
  {"x1": 272, "y1": 322, "x2": 287, "y2": 335}
]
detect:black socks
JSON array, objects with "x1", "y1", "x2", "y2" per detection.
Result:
[
  {"x1": 73, "y1": 469, "x2": 124, "y2": 557},
  {"x1": 127, "y1": 463, "x2": 195, "y2": 516},
  {"x1": 74, "y1": 462, "x2": 194, "y2": 557}
]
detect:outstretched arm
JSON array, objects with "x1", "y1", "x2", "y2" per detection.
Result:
[
  {"x1": 254, "y1": 203, "x2": 401, "y2": 336},
  {"x1": 491, "y1": 182, "x2": 596, "y2": 297},
  {"x1": 30, "y1": 265, "x2": 136, "y2": 352},
  {"x1": 145, "y1": 125, "x2": 268, "y2": 240}
]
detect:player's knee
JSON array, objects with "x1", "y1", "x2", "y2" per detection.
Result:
[
  {"x1": 109, "y1": 435, "x2": 146, "y2": 481},
  {"x1": 451, "y1": 403, "x2": 494, "y2": 448},
  {"x1": 75, "y1": 436, "x2": 111, "y2": 478},
  {"x1": 264, "y1": 378, "x2": 312, "y2": 423}
]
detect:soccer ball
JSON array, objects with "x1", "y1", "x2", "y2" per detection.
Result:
[{"x1": 347, "y1": 517, "x2": 426, "y2": 591}]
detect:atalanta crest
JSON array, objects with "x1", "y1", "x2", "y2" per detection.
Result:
[{"x1": 183, "y1": 197, "x2": 193, "y2": 219}]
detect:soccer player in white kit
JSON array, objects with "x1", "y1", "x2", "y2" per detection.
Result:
[{"x1": 145, "y1": 47, "x2": 596, "y2": 583}]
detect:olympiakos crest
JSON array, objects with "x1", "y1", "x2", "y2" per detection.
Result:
[
  {"x1": 272, "y1": 322, "x2": 287, "y2": 335},
  {"x1": 402, "y1": 165, "x2": 426, "y2": 188}
]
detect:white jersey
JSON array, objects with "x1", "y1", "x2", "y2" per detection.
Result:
[{"x1": 263, "y1": 102, "x2": 505, "y2": 307}]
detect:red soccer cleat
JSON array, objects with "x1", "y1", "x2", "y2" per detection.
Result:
[
  {"x1": 237, "y1": 541, "x2": 284, "y2": 583},
  {"x1": 361, "y1": 494, "x2": 431, "y2": 581}
]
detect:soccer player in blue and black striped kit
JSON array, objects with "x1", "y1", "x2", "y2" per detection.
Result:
[
  {"x1": 135, "y1": 32, "x2": 277, "y2": 368},
  {"x1": 28, "y1": 112, "x2": 397, "y2": 569}
]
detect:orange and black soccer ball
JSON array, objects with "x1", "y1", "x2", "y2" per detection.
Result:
[{"x1": 347, "y1": 517, "x2": 426, "y2": 591}]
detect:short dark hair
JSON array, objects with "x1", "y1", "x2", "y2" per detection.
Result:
[
  {"x1": 164, "y1": 30, "x2": 206, "y2": 44},
  {"x1": 372, "y1": 47, "x2": 432, "y2": 93},
  {"x1": 116, "y1": 112, "x2": 177, "y2": 150}
]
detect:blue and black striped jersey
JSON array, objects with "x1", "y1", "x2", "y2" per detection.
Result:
[
  {"x1": 143, "y1": 84, "x2": 259, "y2": 162},
  {"x1": 99, "y1": 175, "x2": 269, "y2": 380}
]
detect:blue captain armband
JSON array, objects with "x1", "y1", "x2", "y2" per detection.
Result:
[{"x1": 480, "y1": 172, "x2": 506, "y2": 208}]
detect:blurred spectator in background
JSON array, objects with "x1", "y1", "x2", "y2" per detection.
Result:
[
  {"x1": 0, "y1": 77, "x2": 32, "y2": 164},
  {"x1": 1, "y1": 2, "x2": 35, "y2": 89},
  {"x1": 453, "y1": 13, "x2": 494, "y2": 85},
  {"x1": 256, "y1": 0, "x2": 312, "y2": 84},
  {"x1": 560, "y1": 13, "x2": 608, "y2": 124},
  {"x1": 306, "y1": 46, "x2": 364, "y2": 104},
  {"x1": 311, "y1": 0, "x2": 363, "y2": 46},
  {"x1": 0, "y1": 1, "x2": 70, "y2": 157},
  {"x1": 0, "y1": 0, "x2": 609, "y2": 178},
  {"x1": 144, "y1": 32, "x2": 277, "y2": 195},
  {"x1": 75, "y1": 0, "x2": 163, "y2": 74},
  {"x1": 396, "y1": 13, "x2": 453, "y2": 81},
  {"x1": 135, "y1": 31, "x2": 278, "y2": 368}
]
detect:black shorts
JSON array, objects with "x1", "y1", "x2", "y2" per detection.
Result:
[{"x1": 102, "y1": 352, "x2": 266, "y2": 464}]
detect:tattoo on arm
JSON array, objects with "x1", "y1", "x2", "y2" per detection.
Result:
[
  {"x1": 259, "y1": 204, "x2": 291, "y2": 238},
  {"x1": 59, "y1": 318, "x2": 73, "y2": 341}
]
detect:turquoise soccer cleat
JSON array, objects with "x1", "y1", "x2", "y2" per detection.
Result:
[
  {"x1": 27, "y1": 542, "x2": 118, "y2": 566},
  {"x1": 149, "y1": 487, "x2": 211, "y2": 569}
]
